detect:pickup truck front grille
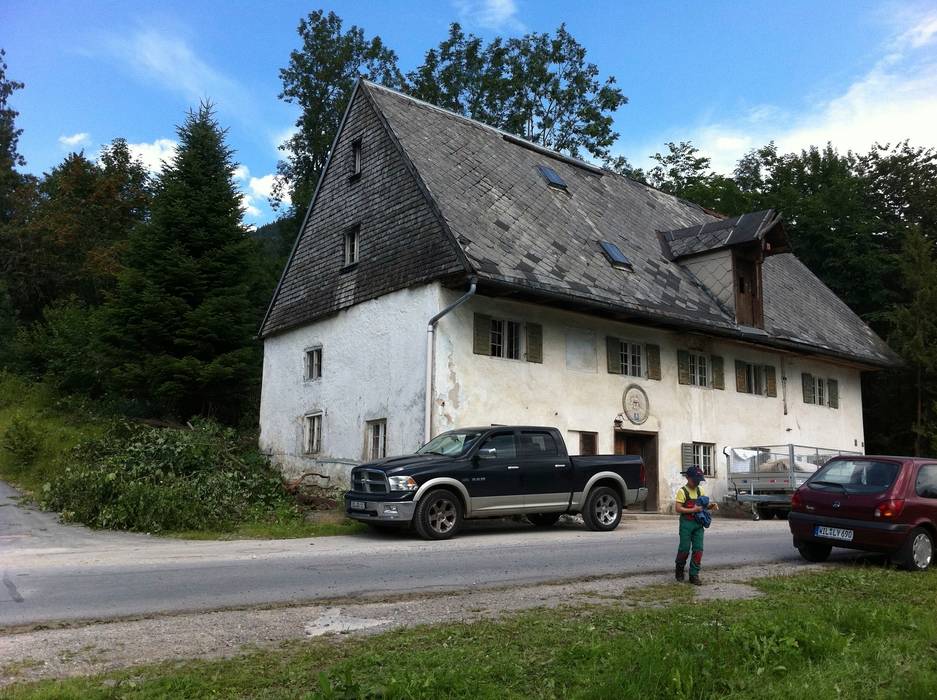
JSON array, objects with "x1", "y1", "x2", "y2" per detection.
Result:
[{"x1": 353, "y1": 469, "x2": 388, "y2": 494}]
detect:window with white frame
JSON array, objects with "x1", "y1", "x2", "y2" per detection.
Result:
[
  {"x1": 304, "y1": 346, "x2": 322, "y2": 380},
  {"x1": 688, "y1": 351, "x2": 709, "y2": 387},
  {"x1": 304, "y1": 412, "x2": 323, "y2": 454},
  {"x1": 343, "y1": 226, "x2": 359, "y2": 267},
  {"x1": 367, "y1": 419, "x2": 386, "y2": 460},
  {"x1": 802, "y1": 373, "x2": 839, "y2": 409},
  {"x1": 694, "y1": 442, "x2": 715, "y2": 477},
  {"x1": 490, "y1": 318, "x2": 521, "y2": 359},
  {"x1": 618, "y1": 340, "x2": 643, "y2": 377}
]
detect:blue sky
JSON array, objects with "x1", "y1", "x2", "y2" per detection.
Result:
[{"x1": 3, "y1": 1, "x2": 937, "y2": 225}]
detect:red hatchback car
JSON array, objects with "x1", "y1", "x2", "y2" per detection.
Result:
[{"x1": 789, "y1": 456, "x2": 937, "y2": 570}]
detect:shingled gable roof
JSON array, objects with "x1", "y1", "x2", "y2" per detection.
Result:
[{"x1": 262, "y1": 79, "x2": 898, "y2": 368}]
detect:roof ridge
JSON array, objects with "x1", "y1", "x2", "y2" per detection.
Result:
[{"x1": 361, "y1": 80, "x2": 606, "y2": 175}]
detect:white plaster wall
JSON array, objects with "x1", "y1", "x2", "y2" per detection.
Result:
[
  {"x1": 432, "y1": 293, "x2": 867, "y2": 509},
  {"x1": 260, "y1": 284, "x2": 444, "y2": 485}
]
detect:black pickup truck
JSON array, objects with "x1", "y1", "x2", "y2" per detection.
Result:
[{"x1": 345, "y1": 426, "x2": 648, "y2": 539}]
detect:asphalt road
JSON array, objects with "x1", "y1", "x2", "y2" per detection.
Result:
[{"x1": 0, "y1": 480, "x2": 831, "y2": 629}]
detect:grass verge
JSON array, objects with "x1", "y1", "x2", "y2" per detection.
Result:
[{"x1": 5, "y1": 567, "x2": 936, "y2": 699}]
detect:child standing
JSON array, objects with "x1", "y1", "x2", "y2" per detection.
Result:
[{"x1": 674, "y1": 466, "x2": 718, "y2": 585}]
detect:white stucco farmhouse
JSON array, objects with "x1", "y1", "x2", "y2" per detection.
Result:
[{"x1": 258, "y1": 80, "x2": 899, "y2": 511}]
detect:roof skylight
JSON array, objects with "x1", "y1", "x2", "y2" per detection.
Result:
[
  {"x1": 537, "y1": 165, "x2": 567, "y2": 190},
  {"x1": 599, "y1": 241, "x2": 634, "y2": 271}
]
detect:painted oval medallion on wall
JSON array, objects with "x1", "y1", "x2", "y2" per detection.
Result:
[{"x1": 622, "y1": 384, "x2": 649, "y2": 425}]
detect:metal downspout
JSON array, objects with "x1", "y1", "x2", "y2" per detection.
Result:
[{"x1": 424, "y1": 278, "x2": 477, "y2": 444}]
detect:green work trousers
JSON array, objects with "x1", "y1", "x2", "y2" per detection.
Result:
[{"x1": 676, "y1": 517, "x2": 705, "y2": 575}]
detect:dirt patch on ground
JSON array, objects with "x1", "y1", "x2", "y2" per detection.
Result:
[{"x1": 0, "y1": 561, "x2": 826, "y2": 686}]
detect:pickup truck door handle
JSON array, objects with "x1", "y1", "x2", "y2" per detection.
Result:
[
  {"x1": 507, "y1": 465, "x2": 520, "y2": 470},
  {"x1": 554, "y1": 464, "x2": 567, "y2": 468}
]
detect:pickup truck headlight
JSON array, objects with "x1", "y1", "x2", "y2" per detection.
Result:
[{"x1": 388, "y1": 475, "x2": 418, "y2": 492}]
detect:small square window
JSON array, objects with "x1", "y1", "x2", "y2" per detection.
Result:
[
  {"x1": 304, "y1": 413, "x2": 323, "y2": 454},
  {"x1": 579, "y1": 431, "x2": 598, "y2": 456},
  {"x1": 617, "y1": 340, "x2": 643, "y2": 378},
  {"x1": 537, "y1": 164, "x2": 567, "y2": 190},
  {"x1": 599, "y1": 241, "x2": 634, "y2": 271},
  {"x1": 367, "y1": 419, "x2": 387, "y2": 460},
  {"x1": 343, "y1": 226, "x2": 359, "y2": 267},
  {"x1": 304, "y1": 347, "x2": 322, "y2": 380}
]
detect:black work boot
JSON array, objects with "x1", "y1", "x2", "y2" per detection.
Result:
[
  {"x1": 675, "y1": 563, "x2": 686, "y2": 582},
  {"x1": 689, "y1": 574, "x2": 702, "y2": 586}
]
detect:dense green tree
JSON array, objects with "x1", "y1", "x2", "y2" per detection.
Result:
[
  {"x1": 276, "y1": 10, "x2": 403, "y2": 216},
  {"x1": 103, "y1": 104, "x2": 265, "y2": 421},
  {"x1": 408, "y1": 23, "x2": 627, "y2": 162},
  {"x1": 0, "y1": 48, "x2": 27, "y2": 225},
  {"x1": 0, "y1": 142, "x2": 150, "y2": 321}
]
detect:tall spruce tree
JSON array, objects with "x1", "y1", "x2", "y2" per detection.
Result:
[{"x1": 103, "y1": 104, "x2": 262, "y2": 421}]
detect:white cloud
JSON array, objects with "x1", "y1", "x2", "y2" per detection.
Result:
[
  {"x1": 454, "y1": 0, "x2": 524, "y2": 32},
  {"x1": 125, "y1": 138, "x2": 178, "y2": 173},
  {"x1": 620, "y1": 8, "x2": 937, "y2": 175},
  {"x1": 233, "y1": 164, "x2": 250, "y2": 182},
  {"x1": 59, "y1": 132, "x2": 91, "y2": 148},
  {"x1": 101, "y1": 28, "x2": 249, "y2": 115},
  {"x1": 234, "y1": 170, "x2": 289, "y2": 223}
]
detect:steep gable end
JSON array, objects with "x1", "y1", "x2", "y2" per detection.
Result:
[{"x1": 260, "y1": 85, "x2": 467, "y2": 337}]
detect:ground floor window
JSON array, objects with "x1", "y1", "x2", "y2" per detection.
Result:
[
  {"x1": 367, "y1": 419, "x2": 387, "y2": 460},
  {"x1": 304, "y1": 412, "x2": 323, "y2": 454},
  {"x1": 578, "y1": 431, "x2": 598, "y2": 456},
  {"x1": 693, "y1": 442, "x2": 715, "y2": 477}
]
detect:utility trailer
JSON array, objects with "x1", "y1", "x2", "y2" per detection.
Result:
[{"x1": 726, "y1": 444, "x2": 861, "y2": 520}]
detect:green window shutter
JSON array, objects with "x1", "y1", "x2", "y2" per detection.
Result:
[
  {"x1": 606, "y1": 336, "x2": 623, "y2": 374},
  {"x1": 802, "y1": 373, "x2": 815, "y2": 404},
  {"x1": 646, "y1": 344, "x2": 661, "y2": 380},
  {"x1": 473, "y1": 314, "x2": 492, "y2": 356},
  {"x1": 765, "y1": 366, "x2": 777, "y2": 397},
  {"x1": 828, "y1": 379, "x2": 839, "y2": 409},
  {"x1": 681, "y1": 443, "x2": 694, "y2": 470},
  {"x1": 735, "y1": 360, "x2": 748, "y2": 393},
  {"x1": 526, "y1": 323, "x2": 543, "y2": 363},
  {"x1": 677, "y1": 350, "x2": 690, "y2": 385},
  {"x1": 711, "y1": 355, "x2": 725, "y2": 390}
]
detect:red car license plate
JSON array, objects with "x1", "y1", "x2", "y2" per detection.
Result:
[{"x1": 815, "y1": 525, "x2": 853, "y2": 541}]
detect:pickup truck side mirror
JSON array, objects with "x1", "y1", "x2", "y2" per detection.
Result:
[{"x1": 477, "y1": 447, "x2": 497, "y2": 460}]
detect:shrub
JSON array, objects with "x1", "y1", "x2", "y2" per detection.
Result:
[
  {"x1": 1, "y1": 413, "x2": 41, "y2": 466},
  {"x1": 42, "y1": 418, "x2": 293, "y2": 533}
]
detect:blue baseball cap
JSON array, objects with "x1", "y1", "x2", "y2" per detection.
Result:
[{"x1": 681, "y1": 466, "x2": 706, "y2": 483}]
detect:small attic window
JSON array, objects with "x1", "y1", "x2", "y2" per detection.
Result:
[
  {"x1": 537, "y1": 165, "x2": 567, "y2": 190},
  {"x1": 599, "y1": 241, "x2": 634, "y2": 271}
]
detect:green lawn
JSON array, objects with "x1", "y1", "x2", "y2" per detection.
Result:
[{"x1": 6, "y1": 567, "x2": 937, "y2": 699}]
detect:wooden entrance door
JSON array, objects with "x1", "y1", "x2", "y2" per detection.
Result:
[{"x1": 615, "y1": 431, "x2": 659, "y2": 511}]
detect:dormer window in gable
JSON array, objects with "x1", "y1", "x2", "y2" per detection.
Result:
[
  {"x1": 599, "y1": 240, "x2": 634, "y2": 272},
  {"x1": 537, "y1": 164, "x2": 567, "y2": 190}
]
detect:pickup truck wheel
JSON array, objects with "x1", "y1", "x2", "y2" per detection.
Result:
[
  {"x1": 899, "y1": 527, "x2": 934, "y2": 571},
  {"x1": 527, "y1": 513, "x2": 561, "y2": 527},
  {"x1": 582, "y1": 487, "x2": 622, "y2": 532},
  {"x1": 797, "y1": 541, "x2": 832, "y2": 562},
  {"x1": 413, "y1": 489, "x2": 462, "y2": 540}
]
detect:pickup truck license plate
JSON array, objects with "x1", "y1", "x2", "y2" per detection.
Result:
[
  {"x1": 815, "y1": 525, "x2": 853, "y2": 541},
  {"x1": 350, "y1": 500, "x2": 366, "y2": 510}
]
